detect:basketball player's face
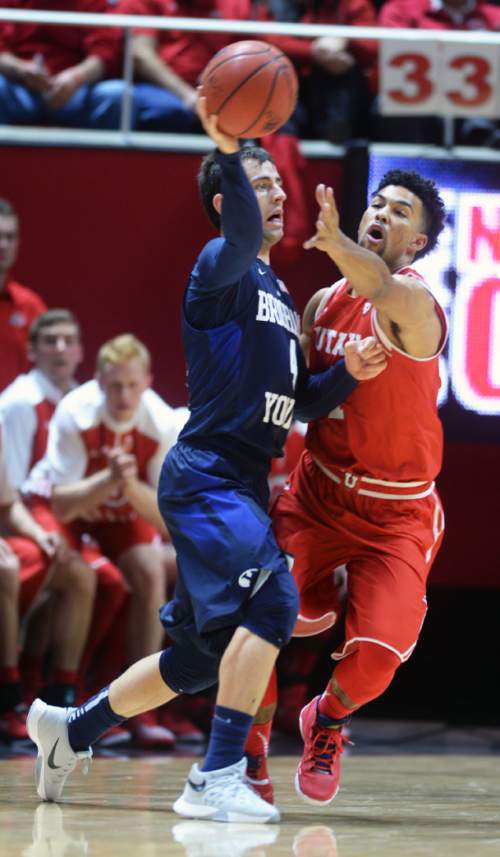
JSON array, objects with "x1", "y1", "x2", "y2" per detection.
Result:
[
  {"x1": 30, "y1": 322, "x2": 82, "y2": 390},
  {"x1": 243, "y1": 158, "x2": 287, "y2": 247},
  {"x1": 98, "y1": 359, "x2": 151, "y2": 423},
  {"x1": 357, "y1": 185, "x2": 427, "y2": 270}
]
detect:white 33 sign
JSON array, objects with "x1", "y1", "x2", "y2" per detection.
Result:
[{"x1": 380, "y1": 40, "x2": 499, "y2": 117}]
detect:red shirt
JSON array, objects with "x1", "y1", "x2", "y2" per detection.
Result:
[
  {"x1": 220, "y1": 0, "x2": 378, "y2": 76},
  {"x1": 0, "y1": 279, "x2": 47, "y2": 393},
  {"x1": 306, "y1": 269, "x2": 448, "y2": 483},
  {"x1": 117, "y1": 0, "x2": 231, "y2": 85},
  {"x1": 379, "y1": 0, "x2": 500, "y2": 31},
  {"x1": 0, "y1": 1, "x2": 122, "y2": 75}
]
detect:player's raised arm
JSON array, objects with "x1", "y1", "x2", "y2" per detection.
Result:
[
  {"x1": 195, "y1": 95, "x2": 263, "y2": 289},
  {"x1": 304, "y1": 182, "x2": 445, "y2": 358}
]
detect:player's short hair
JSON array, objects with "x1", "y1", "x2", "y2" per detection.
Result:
[
  {"x1": 0, "y1": 198, "x2": 18, "y2": 219},
  {"x1": 198, "y1": 145, "x2": 276, "y2": 230},
  {"x1": 372, "y1": 169, "x2": 447, "y2": 259},
  {"x1": 96, "y1": 333, "x2": 151, "y2": 373},
  {"x1": 29, "y1": 308, "x2": 80, "y2": 344}
]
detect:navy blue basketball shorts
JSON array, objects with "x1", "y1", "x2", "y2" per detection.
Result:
[{"x1": 157, "y1": 442, "x2": 298, "y2": 665}]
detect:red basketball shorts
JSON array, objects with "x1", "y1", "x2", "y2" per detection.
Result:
[
  {"x1": 29, "y1": 498, "x2": 160, "y2": 566},
  {"x1": 272, "y1": 451, "x2": 445, "y2": 663}
]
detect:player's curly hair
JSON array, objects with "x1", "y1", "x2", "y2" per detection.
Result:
[
  {"x1": 198, "y1": 145, "x2": 275, "y2": 230},
  {"x1": 373, "y1": 169, "x2": 447, "y2": 259}
]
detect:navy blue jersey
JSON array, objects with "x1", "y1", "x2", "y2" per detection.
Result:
[{"x1": 179, "y1": 150, "x2": 356, "y2": 467}]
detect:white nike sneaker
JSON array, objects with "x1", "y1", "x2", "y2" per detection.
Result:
[
  {"x1": 172, "y1": 820, "x2": 279, "y2": 856},
  {"x1": 27, "y1": 699, "x2": 92, "y2": 802},
  {"x1": 173, "y1": 757, "x2": 280, "y2": 824}
]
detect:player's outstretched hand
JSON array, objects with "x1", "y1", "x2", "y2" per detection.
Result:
[
  {"x1": 304, "y1": 184, "x2": 341, "y2": 254},
  {"x1": 197, "y1": 91, "x2": 240, "y2": 155},
  {"x1": 345, "y1": 336, "x2": 387, "y2": 381}
]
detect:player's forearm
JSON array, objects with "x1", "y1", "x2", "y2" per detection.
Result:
[
  {"x1": 198, "y1": 152, "x2": 263, "y2": 287},
  {"x1": 71, "y1": 55, "x2": 105, "y2": 85},
  {"x1": 219, "y1": 151, "x2": 263, "y2": 251},
  {"x1": 122, "y1": 479, "x2": 168, "y2": 537},
  {"x1": 0, "y1": 52, "x2": 23, "y2": 78},
  {"x1": 52, "y1": 469, "x2": 119, "y2": 523},
  {"x1": 327, "y1": 231, "x2": 393, "y2": 302},
  {"x1": 294, "y1": 357, "x2": 357, "y2": 422},
  {"x1": 133, "y1": 39, "x2": 193, "y2": 102}
]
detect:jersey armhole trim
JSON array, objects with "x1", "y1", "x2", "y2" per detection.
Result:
[{"x1": 371, "y1": 296, "x2": 449, "y2": 363}]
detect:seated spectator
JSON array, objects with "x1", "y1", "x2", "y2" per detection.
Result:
[
  {"x1": 27, "y1": 333, "x2": 189, "y2": 747},
  {"x1": 227, "y1": 0, "x2": 378, "y2": 143},
  {"x1": 0, "y1": 308, "x2": 127, "y2": 717},
  {"x1": 376, "y1": 0, "x2": 500, "y2": 146},
  {"x1": 115, "y1": 0, "x2": 231, "y2": 132},
  {"x1": 0, "y1": 1, "x2": 125, "y2": 129},
  {"x1": 0, "y1": 198, "x2": 47, "y2": 393},
  {"x1": 0, "y1": 419, "x2": 96, "y2": 741},
  {"x1": 0, "y1": 309, "x2": 83, "y2": 489}
]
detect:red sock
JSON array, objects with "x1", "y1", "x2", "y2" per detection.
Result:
[
  {"x1": 52, "y1": 669, "x2": 78, "y2": 687},
  {"x1": 260, "y1": 667, "x2": 278, "y2": 709},
  {"x1": 245, "y1": 667, "x2": 278, "y2": 758}
]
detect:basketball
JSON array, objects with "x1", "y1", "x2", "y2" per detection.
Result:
[{"x1": 199, "y1": 40, "x2": 298, "y2": 138}]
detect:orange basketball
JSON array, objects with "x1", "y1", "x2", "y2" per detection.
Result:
[{"x1": 200, "y1": 40, "x2": 298, "y2": 138}]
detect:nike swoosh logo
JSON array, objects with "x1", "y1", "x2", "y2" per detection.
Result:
[
  {"x1": 188, "y1": 777, "x2": 206, "y2": 792},
  {"x1": 258, "y1": 268, "x2": 267, "y2": 275},
  {"x1": 48, "y1": 738, "x2": 62, "y2": 769}
]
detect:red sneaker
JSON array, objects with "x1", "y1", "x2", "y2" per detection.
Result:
[
  {"x1": 162, "y1": 706, "x2": 205, "y2": 744},
  {"x1": 96, "y1": 725, "x2": 132, "y2": 747},
  {"x1": 246, "y1": 752, "x2": 274, "y2": 804},
  {"x1": 0, "y1": 705, "x2": 29, "y2": 741},
  {"x1": 129, "y1": 711, "x2": 175, "y2": 749},
  {"x1": 295, "y1": 696, "x2": 349, "y2": 805}
]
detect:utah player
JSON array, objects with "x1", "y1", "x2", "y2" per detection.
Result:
[
  {"x1": 271, "y1": 171, "x2": 447, "y2": 805},
  {"x1": 26, "y1": 98, "x2": 385, "y2": 823}
]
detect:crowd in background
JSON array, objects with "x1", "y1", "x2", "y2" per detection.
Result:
[{"x1": 0, "y1": 1, "x2": 499, "y2": 147}]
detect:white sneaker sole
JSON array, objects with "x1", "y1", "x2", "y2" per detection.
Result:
[{"x1": 172, "y1": 795, "x2": 280, "y2": 824}]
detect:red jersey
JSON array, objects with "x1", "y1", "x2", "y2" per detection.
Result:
[
  {"x1": 0, "y1": 1, "x2": 121, "y2": 76},
  {"x1": 306, "y1": 268, "x2": 448, "y2": 483},
  {"x1": 223, "y1": 0, "x2": 377, "y2": 75},
  {"x1": 379, "y1": 0, "x2": 500, "y2": 31},
  {"x1": 28, "y1": 379, "x2": 188, "y2": 523},
  {"x1": 0, "y1": 279, "x2": 47, "y2": 393},
  {"x1": 117, "y1": 0, "x2": 231, "y2": 86}
]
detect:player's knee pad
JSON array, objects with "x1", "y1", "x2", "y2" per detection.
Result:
[
  {"x1": 336, "y1": 641, "x2": 401, "y2": 707},
  {"x1": 159, "y1": 645, "x2": 219, "y2": 696},
  {"x1": 243, "y1": 566, "x2": 299, "y2": 649}
]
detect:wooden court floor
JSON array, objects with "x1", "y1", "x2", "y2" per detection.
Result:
[{"x1": 1, "y1": 754, "x2": 499, "y2": 856}]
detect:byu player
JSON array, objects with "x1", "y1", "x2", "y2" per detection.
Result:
[{"x1": 26, "y1": 98, "x2": 386, "y2": 824}]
